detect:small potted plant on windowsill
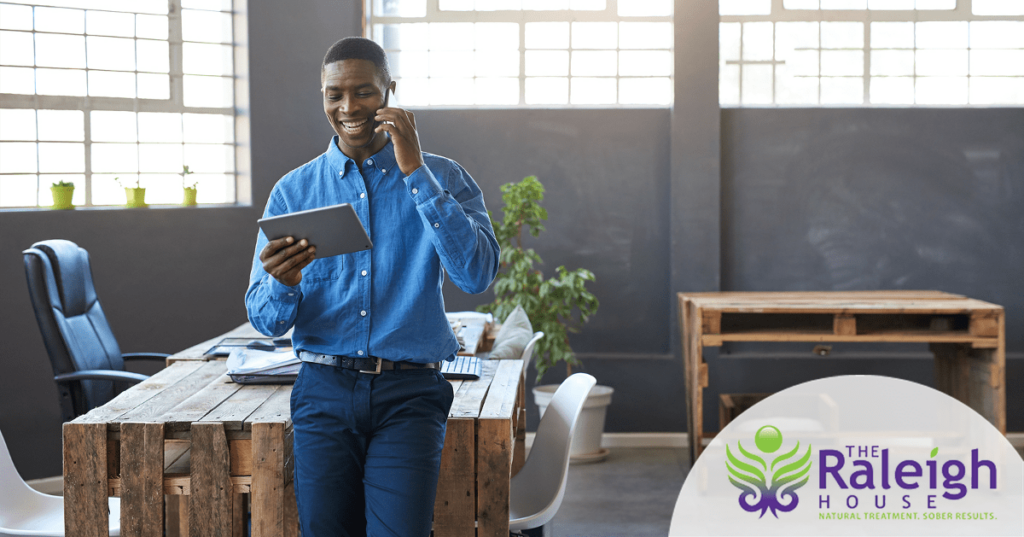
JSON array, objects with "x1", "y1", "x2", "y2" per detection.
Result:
[
  {"x1": 50, "y1": 180, "x2": 75, "y2": 210},
  {"x1": 477, "y1": 175, "x2": 610, "y2": 463},
  {"x1": 116, "y1": 176, "x2": 147, "y2": 208},
  {"x1": 181, "y1": 165, "x2": 198, "y2": 207}
]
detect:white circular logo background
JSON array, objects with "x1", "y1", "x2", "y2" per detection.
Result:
[{"x1": 670, "y1": 375, "x2": 1023, "y2": 536}]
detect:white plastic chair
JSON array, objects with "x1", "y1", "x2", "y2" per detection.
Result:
[
  {"x1": 520, "y1": 331, "x2": 544, "y2": 363},
  {"x1": 509, "y1": 372, "x2": 596, "y2": 532},
  {"x1": 0, "y1": 428, "x2": 120, "y2": 536}
]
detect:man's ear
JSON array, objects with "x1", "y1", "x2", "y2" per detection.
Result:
[{"x1": 388, "y1": 80, "x2": 397, "y2": 98}]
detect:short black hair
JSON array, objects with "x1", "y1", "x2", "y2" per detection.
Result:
[{"x1": 321, "y1": 37, "x2": 391, "y2": 85}]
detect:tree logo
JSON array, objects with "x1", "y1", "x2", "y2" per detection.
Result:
[{"x1": 725, "y1": 425, "x2": 813, "y2": 518}]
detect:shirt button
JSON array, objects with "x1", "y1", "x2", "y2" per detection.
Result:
[
  {"x1": 287, "y1": 293, "x2": 295, "y2": 296},
  {"x1": 338, "y1": 171, "x2": 343, "y2": 176},
  {"x1": 357, "y1": 350, "x2": 364, "y2": 356},
  {"x1": 411, "y1": 188, "x2": 418, "y2": 194},
  {"x1": 366, "y1": 159, "x2": 373, "y2": 166},
  {"x1": 360, "y1": 310, "x2": 367, "y2": 317},
  {"x1": 361, "y1": 270, "x2": 367, "y2": 276},
  {"x1": 381, "y1": 168, "x2": 387, "y2": 174},
  {"x1": 359, "y1": 192, "x2": 365, "y2": 198},
  {"x1": 434, "y1": 222, "x2": 440, "y2": 228},
  {"x1": 278, "y1": 321, "x2": 285, "y2": 324}
]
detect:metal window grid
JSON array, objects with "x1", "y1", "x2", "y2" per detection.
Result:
[
  {"x1": 364, "y1": 0, "x2": 674, "y2": 108},
  {"x1": 0, "y1": 0, "x2": 250, "y2": 209}
]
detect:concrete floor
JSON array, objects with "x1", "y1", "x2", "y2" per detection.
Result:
[{"x1": 542, "y1": 448, "x2": 691, "y2": 537}]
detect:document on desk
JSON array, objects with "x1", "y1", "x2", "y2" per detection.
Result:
[{"x1": 226, "y1": 347, "x2": 300, "y2": 384}]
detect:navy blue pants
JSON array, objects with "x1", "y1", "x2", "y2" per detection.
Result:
[{"x1": 290, "y1": 362, "x2": 455, "y2": 537}]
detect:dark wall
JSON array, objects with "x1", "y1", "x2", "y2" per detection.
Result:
[{"x1": 1, "y1": 0, "x2": 1021, "y2": 480}]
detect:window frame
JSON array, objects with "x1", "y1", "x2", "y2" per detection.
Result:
[
  {"x1": 0, "y1": 0, "x2": 251, "y2": 210},
  {"x1": 363, "y1": 0, "x2": 675, "y2": 109}
]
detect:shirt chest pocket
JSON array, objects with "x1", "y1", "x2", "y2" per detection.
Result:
[{"x1": 301, "y1": 255, "x2": 344, "y2": 284}]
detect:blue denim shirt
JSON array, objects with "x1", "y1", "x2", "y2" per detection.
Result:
[{"x1": 245, "y1": 137, "x2": 499, "y2": 363}]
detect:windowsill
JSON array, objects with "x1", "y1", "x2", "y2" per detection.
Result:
[{"x1": 0, "y1": 203, "x2": 253, "y2": 213}]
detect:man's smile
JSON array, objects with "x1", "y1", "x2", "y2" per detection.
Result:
[{"x1": 341, "y1": 118, "x2": 370, "y2": 131}]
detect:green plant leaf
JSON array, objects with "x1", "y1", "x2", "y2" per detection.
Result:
[{"x1": 930, "y1": 447, "x2": 938, "y2": 458}]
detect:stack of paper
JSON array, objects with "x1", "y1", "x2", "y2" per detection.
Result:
[{"x1": 226, "y1": 347, "x2": 300, "y2": 384}]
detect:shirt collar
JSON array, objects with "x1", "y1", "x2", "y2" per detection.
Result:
[{"x1": 325, "y1": 135, "x2": 398, "y2": 176}]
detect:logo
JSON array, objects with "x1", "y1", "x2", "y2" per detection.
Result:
[{"x1": 725, "y1": 425, "x2": 813, "y2": 519}]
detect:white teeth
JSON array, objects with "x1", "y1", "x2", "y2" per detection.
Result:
[{"x1": 342, "y1": 118, "x2": 368, "y2": 129}]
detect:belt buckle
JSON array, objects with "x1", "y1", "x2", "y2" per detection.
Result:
[{"x1": 360, "y1": 356, "x2": 382, "y2": 375}]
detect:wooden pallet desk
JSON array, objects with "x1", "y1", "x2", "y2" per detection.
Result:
[
  {"x1": 64, "y1": 323, "x2": 525, "y2": 537},
  {"x1": 678, "y1": 291, "x2": 1005, "y2": 463}
]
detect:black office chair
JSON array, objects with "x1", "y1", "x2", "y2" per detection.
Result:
[{"x1": 23, "y1": 239, "x2": 169, "y2": 422}]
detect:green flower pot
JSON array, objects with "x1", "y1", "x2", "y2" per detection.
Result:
[
  {"x1": 182, "y1": 186, "x2": 198, "y2": 206},
  {"x1": 125, "y1": 187, "x2": 147, "y2": 208},
  {"x1": 50, "y1": 185, "x2": 75, "y2": 210}
]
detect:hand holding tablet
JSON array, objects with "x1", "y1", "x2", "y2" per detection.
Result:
[{"x1": 257, "y1": 203, "x2": 372, "y2": 286}]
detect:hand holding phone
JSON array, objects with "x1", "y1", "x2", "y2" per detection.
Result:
[{"x1": 374, "y1": 87, "x2": 424, "y2": 176}]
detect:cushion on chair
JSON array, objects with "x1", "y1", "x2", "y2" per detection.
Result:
[{"x1": 489, "y1": 305, "x2": 533, "y2": 360}]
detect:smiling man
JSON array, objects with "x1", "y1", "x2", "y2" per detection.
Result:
[{"x1": 244, "y1": 37, "x2": 500, "y2": 537}]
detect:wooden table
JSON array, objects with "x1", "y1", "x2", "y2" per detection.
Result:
[
  {"x1": 64, "y1": 323, "x2": 526, "y2": 537},
  {"x1": 678, "y1": 291, "x2": 1005, "y2": 463}
]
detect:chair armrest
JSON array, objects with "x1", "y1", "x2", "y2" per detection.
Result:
[
  {"x1": 122, "y1": 352, "x2": 171, "y2": 361},
  {"x1": 54, "y1": 370, "x2": 149, "y2": 384}
]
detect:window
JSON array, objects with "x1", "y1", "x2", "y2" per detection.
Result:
[
  {"x1": 719, "y1": 0, "x2": 1024, "y2": 106},
  {"x1": 0, "y1": 0, "x2": 248, "y2": 209},
  {"x1": 366, "y1": 0, "x2": 673, "y2": 107}
]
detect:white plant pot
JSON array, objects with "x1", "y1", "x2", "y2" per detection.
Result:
[{"x1": 533, "y1": 383, "x2": 614, "y2": 463}]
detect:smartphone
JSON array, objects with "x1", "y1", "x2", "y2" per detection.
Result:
[{"x1": 373, "y1": 87, "x2": 392, "y2": 131}]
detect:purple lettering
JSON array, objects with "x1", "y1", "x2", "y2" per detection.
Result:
[
  {"x1": 850, "y1": 460, "x2": 875, "y2": 489},
  {"x1": 971, "y1": 449, "x2": 996, "y2": 489},
  {"x1": 820, "y1": 450, "x2": 847, "y2": 489},
  {"x1": 895, "y1": 460, "x2": 921, "y2": 489}
]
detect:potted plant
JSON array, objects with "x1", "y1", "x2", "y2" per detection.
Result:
[
  {"x1": 50, "y1": 180, "x2": 75, "y2": 210},
  {"x1": 181, "y1": 165, "x2": 198, "y2": 206},
  {"x1": 115, "y1": 176, "x2": 146, "y2": 208},
  {"x1": 477, "y1": 175, "x2": 611, "y2": 462}
]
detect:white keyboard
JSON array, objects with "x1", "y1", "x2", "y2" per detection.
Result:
[{"x1": 440, "y1": 355, "x2": 482, "y2": 380}]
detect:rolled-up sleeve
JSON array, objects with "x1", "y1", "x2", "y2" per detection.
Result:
[{"x1": 404, "y1": 162, "x2": 500, "y2": 294}]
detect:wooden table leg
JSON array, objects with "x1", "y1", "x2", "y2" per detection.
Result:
[
  {"x1": 931, "y1": 340, "x2": 1006, "y2": 433},
  {"x1": 284, "y1": 481, "x2": 299, "y2": 537},
  {"x1": 477, "y1": 418, "x2": 512, "y2": 537},
  {"x1": 120, "y1": 422, "x2": 164, "y2": 537},
  {"x1": 680, "y1": 296, "x2": 707, "y2": 464},
  {"x1": 433, "y1": 418, "x2": 475, "y2": 537},
  {"x1": 190, "y1": 422, "x2": 233, "y2": 536},
  {"x1": 251, "y1": 422, "x2": 286, "y2": 537},
  {"x1": 63, "y1": 422, "x2": 109, "y2": 537},
  {"x1": 166, "y1": 495, "x2": 190, "y2": 537}
]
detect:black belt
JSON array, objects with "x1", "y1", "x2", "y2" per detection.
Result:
[{"x1": 298, "y1": 350, "x2": 440, "y2": 375}]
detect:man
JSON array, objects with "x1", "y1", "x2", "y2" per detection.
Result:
[{"x1": 245, "y1": 37, "x2": 499, "y2": 536}]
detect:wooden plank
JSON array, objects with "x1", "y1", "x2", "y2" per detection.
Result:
[
  {"x1": 120, "y1": 422, "x2": 164, "y2": 537},
  {"x1": 432, "y1": 418, "x2": 475, "y2": 537},
  {"x1": 698, "y1": 362, "x2": 708, "y2": 389},
  {"x1": 73, "y1": 361, "x2": 205, "y2": 424},
  {"x1": 64, "y1": 422, "x2": 109, "y2": 537},
  {"x1": 703, "y1": 331, "x2": 997, "y2": 346},
  {"x1": 251, "y1": 422, "x2": 287, "y2": 537},
  {"x1": 245, "y1": 385, "x2": 293, "y2": 430},
  {"x1": 449, "y1": 360, "x2": 497, "y2": 418},
  {"x1": 512, "y1": 407, "x2": 526, "y2": 478},
  {"x1": 479, "y1": 360, "x2": 523, "y2": 419},
  {"x1": 477, "y1": 418, "x2": 512, "y2": 537},
  {"x1": 230, "y1": 439, "x2": 252, "y2": 476},
  {"x1": 166, "y1": 496, "x2": 189, "y2": 537},
  {"x1": 189, "y1": 422, "x2": 233, "y2": 536},
  {"x1": 164, "y1": 439, "x2": 190, "y2": 471},
  {"x1": 162, "y1": 373, "x2": 244, "y2": 432},
  {"x1": 232, "y1": 494, "x2": 247, "y2": 537},
  {"x1": 284, "y1": 481, "x2": 300, "y2": 537},
  {"x1": 200, "y1": 384, "x2": 280, "y2": 431},
  {"x1": 702, "y1": 311, "x2": 721, "y2": 334},
  {"x1": 833, "y1": 314, "x2": 856, "y2": 336},
  {"x1": 970, "y1": 313, "x2": 999, "y2": 337},
  {"x1": 114, "y1": 362, "x2": 228, "y2": 429}
]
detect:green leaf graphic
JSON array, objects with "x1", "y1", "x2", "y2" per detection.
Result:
[
  {"x1": 770, "y1": 441, "x2": 800, "y2": 472},
  {"x1": 738, "y1": 440, "x2": 767, "y2": 471},
  {"x1": 726, "y1": 444, "x2": 766, "y2": 484},
  {"x1": 930, "y1": 447, "x2": 939, "y2": 458},
  {"x1": 772, "y1": 443, "x2": 813, "y2": 488}
]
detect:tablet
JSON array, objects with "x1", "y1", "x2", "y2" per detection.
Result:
[{"x1": 258, "y1": 203, "x2": 372, "y2": 258}]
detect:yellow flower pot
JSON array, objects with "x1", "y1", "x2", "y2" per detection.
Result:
[
  {"x1": 182, "y1": 187, "x2": 198, "y2": 206},
  {"x1": 50, "y1": 185, "x2": 75, "y2": 210},
  {"x1": 125, "y1": 187, "x2": 147, "y2": 208}
]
